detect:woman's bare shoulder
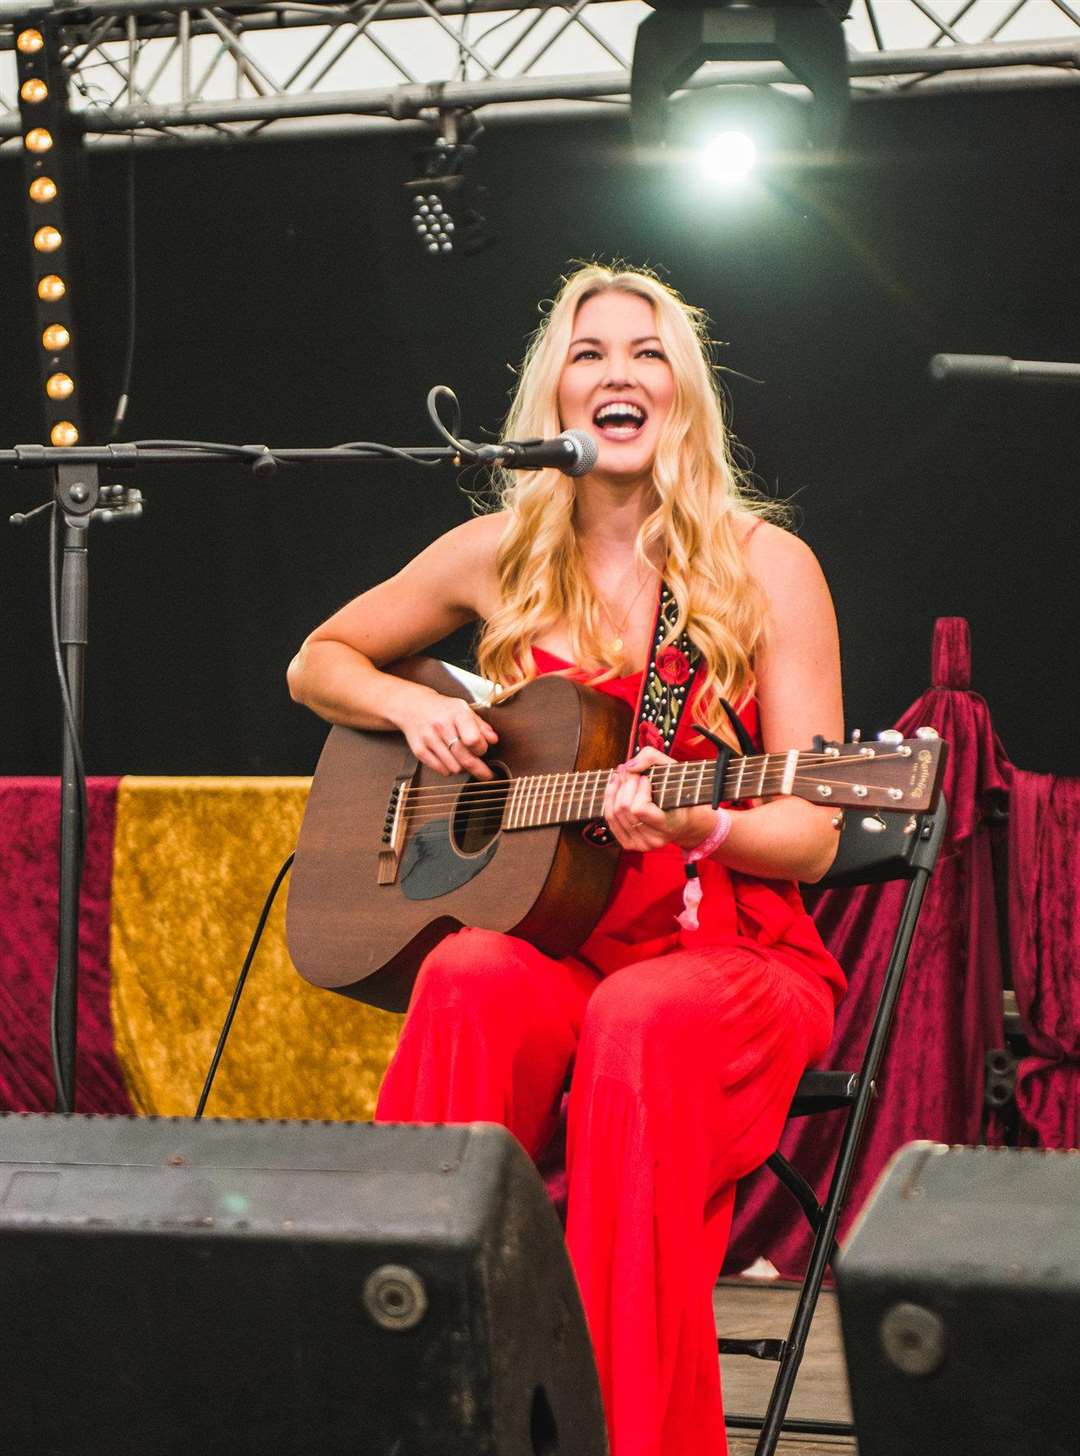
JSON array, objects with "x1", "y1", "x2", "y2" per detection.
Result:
[{"x1": 738, "y1": 515, "x2": 824, "y2": 584}]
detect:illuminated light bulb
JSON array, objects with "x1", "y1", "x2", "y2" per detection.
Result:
[
  {"x1": 21, "y1": 78, "x2": 48, "y2": 103},
  {"x1": 43, "y1": 324, "x2": 70, "y2": 351},
  {"x1": 33, "y1": 225, "x2": 62, "y2": 252},
  {"x1": 29, "y1": 176, "x2": 57, "y2": 203},
  {"x1": 699, "y1": 130, "x2": 758, "y2": 184},
  {"x1": 38, "y1": 274, "x2": 66, "y2": 301},
  {"x1": 17, "y1": 28, "x2": 45, "y2": 53},
  {"x1": 46, "y1": 372, "x2": 75, "y2": 400},
  {"x1": 51, "y1": 421, "x2": 79, "y2": 447},
  {"x1": 25, "y1": 128, "x2": 54, "y2": 154}
]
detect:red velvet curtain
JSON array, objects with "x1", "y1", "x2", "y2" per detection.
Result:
[
  {"x1": 0, "y1": 777, "x2": 132, "y2": 1113},
  {"x1": 1004, "y1": 771, "x2": 1080, "y2": 1148},
  {"x1": 726, "y1": 618, "x2": 1013, "y2": 1276}
]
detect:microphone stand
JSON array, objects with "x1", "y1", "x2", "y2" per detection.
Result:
[{"x1": 5, "y1": 410, "x2": 484, "y2": 1114}]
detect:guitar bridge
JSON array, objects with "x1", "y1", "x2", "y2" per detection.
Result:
[{"x1": 377, "y1": 773, "x2": 412, "y2": 885}]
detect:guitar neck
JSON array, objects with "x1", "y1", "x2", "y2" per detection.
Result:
[
  {"x1": 499, "y1": 732, "x2": 942, "y2": 827},
  {"x1": 503, "y1": 751, "x2": 797, "y2": 830}
]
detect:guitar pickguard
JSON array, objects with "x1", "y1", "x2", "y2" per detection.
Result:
[{"x1": 399, "y1": 818, "x2": 500, "y2": 901}]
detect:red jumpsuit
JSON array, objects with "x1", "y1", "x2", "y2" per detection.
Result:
[{"x1": 375, "y1": 649, "x2": 845, "y2": 1456}]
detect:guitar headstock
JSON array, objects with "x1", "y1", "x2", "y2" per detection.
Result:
[{"x1": 795, "y1": 728, "x2": 947, "y2": 812}]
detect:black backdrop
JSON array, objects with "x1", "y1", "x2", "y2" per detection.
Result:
[{"x1": 2, "y1": 89, "x2": 1077, "y2": 777}]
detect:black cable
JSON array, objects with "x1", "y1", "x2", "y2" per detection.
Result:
[
  {"x1": 110, "y1": 134, "x2": 137, "y2": 440},
  {"x1": 194, "y1": 852, "x2": 295, "y2": 1120},
  {"x1": 48, "y1": 504, "x2": 89, "y2": 855}
]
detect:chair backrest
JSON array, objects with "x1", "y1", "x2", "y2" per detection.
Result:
[{"x1": 816, "y1": 797, "x2": 949, "y2": 891}]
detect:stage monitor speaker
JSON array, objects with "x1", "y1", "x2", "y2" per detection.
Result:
[
  {"x1": 0, "y1": 1114, "x2": 606, "y2": 1456},
  {"x1": 836, "y1": 1140, "x2": 1080, "y2": 1456}
]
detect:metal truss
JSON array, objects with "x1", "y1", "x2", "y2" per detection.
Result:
[{"x1": 2, "y1": 0, "x2": 1079, "y2": 142}]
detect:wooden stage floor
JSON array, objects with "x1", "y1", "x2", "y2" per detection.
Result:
[{"x1": 715, "y1": 1277, "x2": 856, "y2": 1455}]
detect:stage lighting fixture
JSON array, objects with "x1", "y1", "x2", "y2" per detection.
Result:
[
  {"x1": 33, "y1": 225, "x2": 62, "y2": 252},
  {"x1": 25, "y1": 127, "x2": 53, "y2": 153},
  {"x1": 404, "y1": 113, "x2": 494, "y2": 258},
  {"x1": 17, "y1": 27, "x2": 44, "y2": 53},
  {"x1": 20, "y1": 78, "x2": 48, "y2": 103},
  {"x1": 50, "y1": 420, "x2": 78, "y2": 446},
  {"x1": 42, "y1": 324, "x2": 70, "y2": 351},
  {"x1": 38, "y1": 274, "x2": 66, "y2": 301},
  {"x1": 29, "y1": 176, "x2": 57, "y2": 203},
  {"x1": 670, "y1": 82, "x2": 807, "y2": 185},
  {"x1": 46, "y1": 372, "x2": 74, "y2": 400},
  {"x1": 631, "y1": 0, "x2": 851, "y2": 157}
]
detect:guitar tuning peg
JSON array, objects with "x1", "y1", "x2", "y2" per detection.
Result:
[
  {"x1": 915, "y1": 726, "x2": 939, "y2": 740},
  {"x1": 850, "y1": 729, "x2": 862, "y2": 743},
  {"x1": 877, "y1": 729, "x2": 903, "y2": 744},
  {"x1": 861, "y1": 814, "x2": 888, "y2": 833}
]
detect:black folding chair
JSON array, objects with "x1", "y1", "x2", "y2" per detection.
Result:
[{"x1": 721, "y1": 796, "x2": 949, "y2": 1455}]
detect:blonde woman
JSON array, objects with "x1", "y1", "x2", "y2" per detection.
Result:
[{"x1": 287, "y1": 263, "x2": 845, "y2": 1456}]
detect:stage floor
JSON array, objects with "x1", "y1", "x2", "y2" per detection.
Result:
[{"x1": 716, "y1": 1277, "x2": 855, "y2": 1455}]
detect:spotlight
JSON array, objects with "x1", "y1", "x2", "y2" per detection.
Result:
[
  {"x1": 17, "y1": 28, "x2": 45, "y2": 54},
  {"x1": 38, "y1": 274, "x2": 66, "y2": 301},
  {"x1": 21, "y1": 78, "x2": 49, "y2": 103},
  {"x1": 25, "y1": 127, "x2": 54, "y2": 154},
  {"x1": 42, "y1": 324, "x2": 70, "y2": 351},
  {"x1": 631, "y1": 0, "x2": 851, "y2": 157},
  {"x1": 29, "y1": 176, "x2": 58, "y2": 203},
  {"x1": 404, "y1": 112, "x2": 494, "y2": 258},
  {"x1": 50, "y1": 421, "x2": 79, "y2": 447},
  {"x1": 700, "y1": 130, "x2": 757, "y2": 182}
]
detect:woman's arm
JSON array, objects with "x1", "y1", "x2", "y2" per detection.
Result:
[
  {"x1": 287, "y1": 512, "x2": 505, "y2": 779},
  {"x1": 605, "y1": 522, "x2": 845, "y2": 882}
]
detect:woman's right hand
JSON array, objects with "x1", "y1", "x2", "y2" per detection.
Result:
[{"x1": 392, "y1": 686, "x2": 499, "y2": 779}]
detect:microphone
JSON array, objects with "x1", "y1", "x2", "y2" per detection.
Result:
[
  {"x1": 929, "y1": 354, "x2": 1080, "y2": 385},
  {"x1": 494, "y1": 429, "x2": 599, "y2": 477}
]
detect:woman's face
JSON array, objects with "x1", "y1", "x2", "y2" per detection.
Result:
[{"x1": 557, "y1": 289, "x2": 675, "y2": 485}]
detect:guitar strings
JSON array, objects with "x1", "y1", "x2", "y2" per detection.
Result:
[
  {"x1": 390, "y1": 752, "x2": 912, "y2": 807},
  {"x1": 388, "y1": 750, "x2": 916, "y2": 818},
  {"x1": 393, "y1": 765, "x2": 916, "y2": 834}
]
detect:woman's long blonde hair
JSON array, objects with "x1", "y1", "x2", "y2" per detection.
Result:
[{"x1": 474, "y1": 263, "x2": 786, "y2": 741}]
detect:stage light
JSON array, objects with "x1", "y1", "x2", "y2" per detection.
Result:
[
  {"x1": 404, "y1": 112, "x2": 494, "y2": 258},
  {"x1": 700, "y1": 130, "x2": 757, "y2": 182},
  {"x1": 25, "y1": 127, "x2": 54, "y2": 154},
  {"x1": 34, "y1": 225, "x2": 62, "y2": 252},
  {"x1": 631, "y1": 0, "x2": 851, "y2": 158},
  {"x1": 21, "y1": 77, "x2": 49, "y2": 104},
  {"x1": 38, "y1": 274, "x2": 66, "y2": 301},
  {"x1": 29, "y1": 176, "x2": 57, "y2": 203},
  {"x1": 51, "y1": 421, "x2": 79, "y2": 447},
  {"x1": 17, "y1": 27, "x2": 44, "y2": 53},
  {"x1": 42, "y1": 324, "x2": 70, "y2": 351},
  {"x1": 46, "y1": 372, "x2": 75, "y2": 400}
]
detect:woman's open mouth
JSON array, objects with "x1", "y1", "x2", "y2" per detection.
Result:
[{"x1": 592, "y1": 400, "x2": 647, "y2": 441}]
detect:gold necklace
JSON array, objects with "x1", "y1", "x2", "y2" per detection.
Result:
[{"x1": 592, "y1": 562, "x2": 657, "y2": 656}]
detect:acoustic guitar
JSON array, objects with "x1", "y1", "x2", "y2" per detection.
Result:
[{"x1": 286, "y1": 658, "x2": 946, "y2": 1011}]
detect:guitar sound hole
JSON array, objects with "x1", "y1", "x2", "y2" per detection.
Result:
[{"x1": 451, "y1": 762, "x2": 510, "y2": 857}]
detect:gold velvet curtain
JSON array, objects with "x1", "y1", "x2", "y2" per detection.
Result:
[{"x1": 110, "y1": 777, "x2": 402, "y2": 1119}]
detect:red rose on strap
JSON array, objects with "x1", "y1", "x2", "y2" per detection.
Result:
[
  {"x1": 656, "y1": 647, "x2": 690, "y2": 686},
  {"x1": 637, "y1": 721, "x2": 664, "y2": 751}
]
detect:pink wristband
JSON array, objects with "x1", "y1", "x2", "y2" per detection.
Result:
[
  {"x1": 677, "y1": 808, "x2": 734, "y2": 932},
  {"x1": 684, "y1": 806, "x2": 734, "y2": 863}
]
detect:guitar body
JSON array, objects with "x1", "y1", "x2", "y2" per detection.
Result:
[{"x1": 286, "y1": 659, "x2": 631, "y2": 1011}]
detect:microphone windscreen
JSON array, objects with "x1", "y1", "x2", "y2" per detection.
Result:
[{"x1": 563, "y1": 429, "x2": 599, "y2": 477}]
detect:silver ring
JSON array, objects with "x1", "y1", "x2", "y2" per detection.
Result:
[{"x1": 445, "y1": 736, "x2": 460, "y2": 749}]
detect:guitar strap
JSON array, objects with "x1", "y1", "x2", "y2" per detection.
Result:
[{"x1": 628, "y1": 580, "x2": 703, "y2": 755}]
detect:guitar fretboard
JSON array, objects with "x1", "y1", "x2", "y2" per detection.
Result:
[{"x1": 502, "y1": 752, "x2": 801, "y2": 830}]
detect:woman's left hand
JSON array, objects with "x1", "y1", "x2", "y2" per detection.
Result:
[{"x1": 603, "y1": 748, "x2": 718, "y2": 853}]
